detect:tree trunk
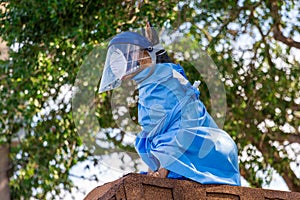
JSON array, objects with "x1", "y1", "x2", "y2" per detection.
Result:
[{"x1": 0, "y1": 145, "x2": 10, "y2": 200}]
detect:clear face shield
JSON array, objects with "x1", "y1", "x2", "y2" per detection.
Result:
[{"x1": 99, "y1": 44, "x2": 152, "y2": 93}]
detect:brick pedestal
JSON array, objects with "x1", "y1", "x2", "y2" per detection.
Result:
[{"x1": 84, "y1": 173, "x2": 300, "y2": 200}]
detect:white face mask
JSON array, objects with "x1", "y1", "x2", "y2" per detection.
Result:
[
  {"x1": 110, "y1": 48, "x2": 127, "y2": 78},
  {"x1": 99, "y1": 43, "x2": 155, "y2": 93}
]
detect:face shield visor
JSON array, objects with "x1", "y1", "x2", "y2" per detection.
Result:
[{"x1": 99, "y1": 43, "x2": 152, "y2": 93}]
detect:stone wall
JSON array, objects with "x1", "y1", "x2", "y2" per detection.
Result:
[{"x1": 84, "y1": 173, "x2": 300, "y2": 200}]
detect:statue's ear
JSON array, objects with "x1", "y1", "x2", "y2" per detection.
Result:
[{"x1": 142, "y1": 22, "x2": 159, "y2": 45}]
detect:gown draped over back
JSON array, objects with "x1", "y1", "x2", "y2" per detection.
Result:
[{"x1": 133, "y1": 63, "x2": 241, "y2": 186}]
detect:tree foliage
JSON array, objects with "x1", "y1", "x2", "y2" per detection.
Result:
[
  {"x1": 0, "y1": 0, "x2": 299, "y2": 199},
  {"x1": 0, "y1": 0, "x2": 177, "y2": 199},
  {"x1": 183, "y1": 0, "x2": 300, "y2": 191}
]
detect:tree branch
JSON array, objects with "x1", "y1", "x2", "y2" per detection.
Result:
[
  {"x1": 0, "y1": 145, "x2": 10, "y2": 200},
  {"x1": 272, "y1": 133, "x2": 300, "y2": 144},
  {"x1": 270, "y1": 0, "x2": 300, "y2": 49},
  {"x1": 257, "y1": 140, "x2": 300, "y2": 192},
  {"x1": 273, "y1": 25, "x2": 300, "y2": 49}
]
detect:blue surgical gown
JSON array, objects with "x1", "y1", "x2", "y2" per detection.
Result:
[{"x1": 132, "y1": 63, "x2": 241, "y2": 186}]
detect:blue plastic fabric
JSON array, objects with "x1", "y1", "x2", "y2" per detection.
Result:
[
  {"x1": 108, "y1": 31, "x2": 152, "y2": 49},
  {"x1": 132, "y1": 63, "x2": 241, "y2": 186}
]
